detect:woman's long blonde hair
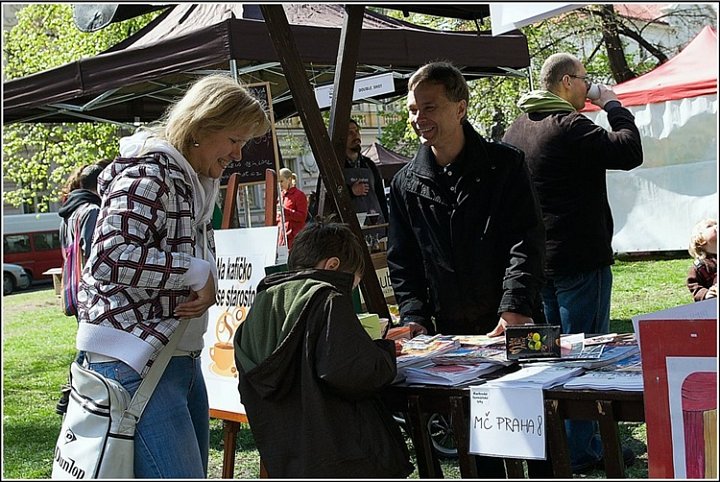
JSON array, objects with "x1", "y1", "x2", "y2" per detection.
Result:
[{"x1": 148, "y1": 74, "x2": 271, "y2": 158}]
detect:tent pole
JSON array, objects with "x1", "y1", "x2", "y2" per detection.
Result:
[{"x1": 260, "y1": 4, "x2": 390, "y2": 319}]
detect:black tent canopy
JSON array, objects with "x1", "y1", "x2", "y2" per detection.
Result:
[
  {"x1": 2, "y1": 3, "x2": 530, "y2": 125},
  {"x1": 362, "y1": 142, "x2": 411, "y2": 181},
  {"x1": 3, "y1": 3, "x2": 531, "y2": 319}
]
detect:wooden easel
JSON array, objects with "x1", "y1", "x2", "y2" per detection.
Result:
[
  {"x1": 222, "y1": 169, "x2": 277, "y2": 229},
  {"x1": 212, "y1": 168, "x2": 277, "y2": 479}
]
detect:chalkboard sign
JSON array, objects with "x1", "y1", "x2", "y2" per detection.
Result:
[{"x1": 221, "y1": 82, "x2": 280, "y2": 186}]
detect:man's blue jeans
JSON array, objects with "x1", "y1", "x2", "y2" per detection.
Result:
[
  {"x1": 88, "y1": 355, "x2": 209, "y2": 478},
  {"x1": 541, "y1": 265, "x2": 612, "y2": 335},
  {"x1": 542, "y1": 265, "x2": 612, "y2": 468}
]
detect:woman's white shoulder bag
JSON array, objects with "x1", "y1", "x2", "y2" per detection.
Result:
[{"x1": 52, "y1": 322, "x2": 188, "y2": 479}]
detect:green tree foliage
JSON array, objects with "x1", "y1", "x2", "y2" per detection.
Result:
[
  {"x1": 374, "y1": 4, "x2": 715, "y2": 152},
  {"x1": 3, "y1": 4, "x2": 158, "y2": 212}
]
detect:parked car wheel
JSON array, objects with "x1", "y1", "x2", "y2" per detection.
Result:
[
  {"x1": 3, "y1": 272, "x2": 15, "y2": 295},
  {"x1": 3, "y1": 263, "x2": 32, "y2": 296}
]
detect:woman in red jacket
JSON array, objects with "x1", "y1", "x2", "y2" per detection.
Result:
[{"x1": 277, "y1": 168, "x2": 308, "y2": 250}]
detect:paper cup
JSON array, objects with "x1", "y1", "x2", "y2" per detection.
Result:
[{"x1": 587, "y1": 83, "x2": 601, "y2": 100}]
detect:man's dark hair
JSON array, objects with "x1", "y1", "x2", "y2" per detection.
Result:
[
  {"x1": 348, "y1": 118, "x2": 360, "y2": 128},
  {"x1": 408, "y1": 61, "x2": 469, "y2": 104},
  {"x1": 288, "y1": 219, "x2": 365, "y2": 275}
]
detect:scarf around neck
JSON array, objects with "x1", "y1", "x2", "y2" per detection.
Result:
[{"x1": 517, "y1": 90, "x2": 576, "y2": 114}]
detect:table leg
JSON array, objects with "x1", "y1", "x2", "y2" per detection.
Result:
[
  {"x1": 504, "y1": 459, "x2": 525, "y2": 478},
  {"x1": 449, "y1": 396, "x2": 479, "y2": 478},
  {"x1": 596, "y1": 400, "x2": 625, "y2": 478},
  {"x1": 221, "y1": 420, "x2": 240, "y2": 479},
  {"x1": 545, "y1": 399, "x2": 572, "y2": 477},
  {"x1": 407, "y1": 395, "x2": 443, "y2": 478}
]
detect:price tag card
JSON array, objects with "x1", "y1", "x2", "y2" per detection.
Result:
[{"x1": 469, "y1": 385, "x2": 546, "y2": 460}]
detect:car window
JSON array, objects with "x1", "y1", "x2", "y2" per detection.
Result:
[
  {"x1": 4, "y1": 235, "x2": 31, "y2": 253},
  {"x1": 32, "y1": 232, "x2": 61, "y2": 251}
]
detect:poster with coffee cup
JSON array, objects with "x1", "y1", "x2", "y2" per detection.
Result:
[{"x1": 201, "y1": 226, "x2": 278, "y2": 415}]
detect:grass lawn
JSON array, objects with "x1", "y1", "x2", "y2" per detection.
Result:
[{"x1": 2, "y1": 257, "x2": 695, "y2": 478}]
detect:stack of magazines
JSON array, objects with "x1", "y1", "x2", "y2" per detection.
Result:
[
  {"x1": 396, "y1": 335, "x2": 460, "y2": 369},
  {"x1": 551, "y1": 344, "x2": 640, "y2": 369},
  {"x1": 485, "y1": 364, "x2": 585, "y2": 389},
  {"x1": 403, "y1": 361, "x2": 504, "y2": 386},
  {"x1": 431, "y1": 345, "x2": 514, "y2": 366},
  {"x1": 562, "y1": 352, "x2": 643, "y2": 391}
]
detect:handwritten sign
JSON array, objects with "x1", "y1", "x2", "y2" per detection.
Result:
[
  {"x1": 469, "y1": 385, "x2": 546, "y2": 460},
  {"x1": 201, "y1": 226, "x2": 278, "y2": 414},
  {"x1": 220, "y1": 82, "x2": 280, "y2": 185}
]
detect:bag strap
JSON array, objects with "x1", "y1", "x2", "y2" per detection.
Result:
[{"x1": 122, "y1": 320, "x2": 190, "y2": 422}]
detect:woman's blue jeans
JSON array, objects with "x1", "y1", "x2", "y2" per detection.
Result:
[
  {"x1": 88, "y1": 355, "x2": 209, "y2": 478},
  {"x1": 542, "y1": 265, "x2": 612, "y2": 469}
]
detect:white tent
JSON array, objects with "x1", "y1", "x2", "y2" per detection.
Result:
[{"x1": 582, "y1": 26, "x2": 718, "y2": 253}]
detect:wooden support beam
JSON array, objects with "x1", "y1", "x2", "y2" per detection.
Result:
[{"x1": 260, "y1": 4, "x2": 389, "y2": 319}]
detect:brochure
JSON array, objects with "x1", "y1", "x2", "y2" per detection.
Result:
[
  {"x1": 485, "y1": 364, "x2": 585, "y2": 389},
  {"x1": 562, "y1": 370, "x2": 643, "y2": 391},
  {"x1": 403, "y1": 362, "x2": 502, "y2": 386},
  {"x1": 432, "y1": 346, "x2": 514, "y2": 366}
]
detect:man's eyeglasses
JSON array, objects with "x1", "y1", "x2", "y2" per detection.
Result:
[{"x1": 567, "y1": 74, "x2": 592, "y2": 87}]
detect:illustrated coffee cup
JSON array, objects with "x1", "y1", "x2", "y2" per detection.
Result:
[
  {"x1": 209, "y1": 342, "x2": 235, "y2": 371},
  {"x1": 587, "y1": 83, "x2": 601, "y2": 100}
]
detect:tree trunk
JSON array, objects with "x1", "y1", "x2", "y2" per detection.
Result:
[{"x1": 599, "y1": 5, "x2": 636, "y2": 83}]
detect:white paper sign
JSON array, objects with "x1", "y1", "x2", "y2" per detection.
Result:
[
  {"x1": 201, "y1": 226, "x2": 278, "y2": 414},
  {"x1": 357, "y1": 265, "x2": 395, "y2": 303},
  {"x1": 314, "y1": 72, "x2": 395, "y2": 109},
  {"x1": 469, "y1": 385, "x2": 546, "y2": 460},
  {"x1": 489, "y1": 3, "x2": 582, "y2": 36}
]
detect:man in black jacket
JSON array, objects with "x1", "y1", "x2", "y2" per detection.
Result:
[
  {"x1": 503, "y1": 52, "x2": 642, "y2": 473},
  {"x1": 387, "y1": 60, "x2": 547, "y2": 478},
  {"x1": 387, "y1": 62, "x2": 546, "y2": 339}
]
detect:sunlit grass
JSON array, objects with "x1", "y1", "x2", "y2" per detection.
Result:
[{"x1": 2, "y1": 257, "x2": 695, "y2": 478}]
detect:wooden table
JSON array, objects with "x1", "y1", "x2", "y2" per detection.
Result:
[{"x1": 381, "y1": 380, "x2": 644, "y2": 478}]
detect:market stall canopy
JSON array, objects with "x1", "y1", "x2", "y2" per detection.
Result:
[
  {"x1": 362, "y1": 142, "x2": 411, "y2": 181},
  {"x1": 3, "y1": 3, "x2": 530, "y2": 125}
]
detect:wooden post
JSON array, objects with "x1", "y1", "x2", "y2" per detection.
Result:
[
  {"x1": 264, "y1": 169, "x2": 277, "y2": 226},
  {"x1": 260, "y1": 4, "x2": 389, "y2": 319}
]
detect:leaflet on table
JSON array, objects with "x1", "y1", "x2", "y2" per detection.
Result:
[
  {"x1": 403, "y1": 362, "x2": 503, "y2": 386},
  {"x1": 396, "y1": 336, "x2": 460, "y2": 368},
  {"x1": 431, "y1": 345, "x2": 514, "y2": 366},
  {"x1": 562, "y1": 370, "x2": 644, "y2": 391},
  {"x1": 598, "y1": 351, "x2": 642, "y2": 372},
  {"x1": 485, "y1": 364, "x2": 585, "y2": 389},
  {"x1": 549, "y1": 344, "x2": 640, "y2": 370},
  {"x1": 452, "y1": 334, "x2": 505, "y2": 347}
]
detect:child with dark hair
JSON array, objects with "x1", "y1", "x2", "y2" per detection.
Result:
[
  {"x1": 687, "y1": 218, "x2": 717, "y2": 302},
  {"x1": 233, "y1": 221, "x2": 412, "y2": 478}
]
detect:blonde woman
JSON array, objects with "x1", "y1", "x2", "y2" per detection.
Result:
[
  {"x1": 277, "y1": 167, "x2": 308, "y2": 250},
  {"x1": 75, "y1": 74, "x2": 270, "y2": 478}
]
